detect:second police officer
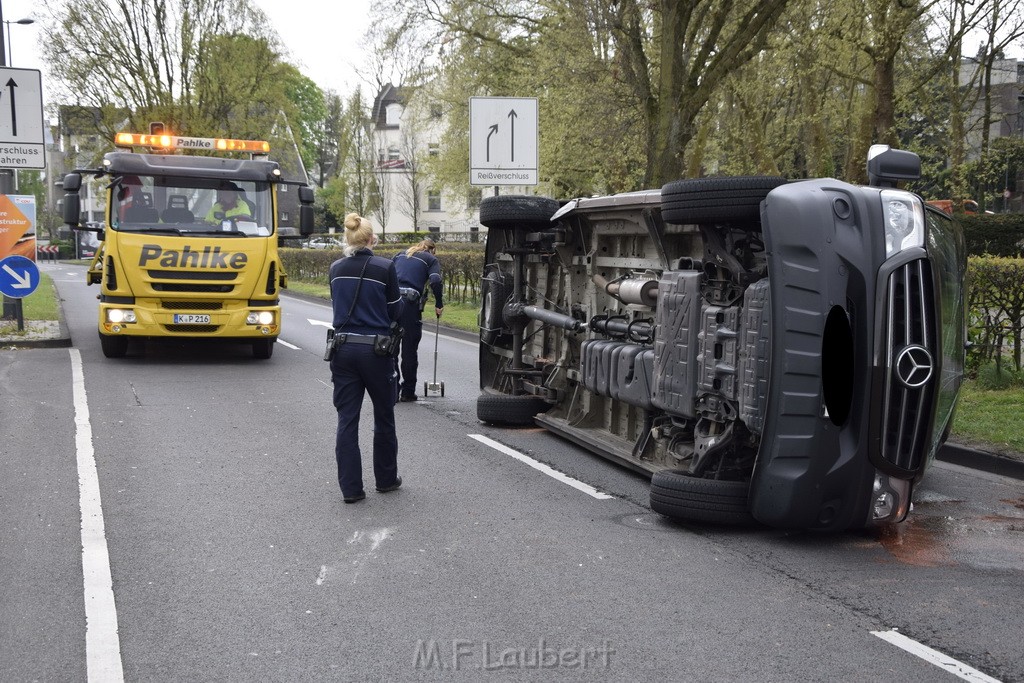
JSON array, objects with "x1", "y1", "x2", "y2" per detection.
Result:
[{"x1": 392, "y1": 237, "x2": 444, "y2": 402}]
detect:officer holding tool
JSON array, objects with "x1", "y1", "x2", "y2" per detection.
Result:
[
  {"x1": 392, "y1": 237, "x2": 444, "y2": 402},
  {"x1": 326, "y1": 213, "x2": 405, "y2": 504}
]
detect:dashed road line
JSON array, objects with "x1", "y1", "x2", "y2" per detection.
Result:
[
  {"x1": 469, "y1": 433, "x2": 613, "y2": 500},
  {"x1": 872, "y1": 629, "x2": 1000, "y2": 682}
]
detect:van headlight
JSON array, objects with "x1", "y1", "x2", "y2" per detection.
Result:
[
  {"x1": 247, "y1": 311, "x2": 274, "y2": 325},
  {"x1": 106, "y1": 308, "x2": 136, "y2": 324},
  {"x1": 881, "y1": 190, "x2": 925, "y2": 258}
]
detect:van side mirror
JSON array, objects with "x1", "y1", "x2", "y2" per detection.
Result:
[{"x1": 867, "y1": 145, "x2": 921, "y2": 188}]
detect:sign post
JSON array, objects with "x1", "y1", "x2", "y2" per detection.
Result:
[
  {"x1": 0, "y1": 254, "x2": 40, "y2": 331},
  {"x1": 469, "y1": 97, "x2": 538, "y2": 187}
]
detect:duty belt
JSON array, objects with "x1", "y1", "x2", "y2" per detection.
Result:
[
  {"x1": 334, "y1": 333, "x2": 377, "y2": 347},
  {"x1": 399, "y1": 287, "x2": 421, "y2": 303}
]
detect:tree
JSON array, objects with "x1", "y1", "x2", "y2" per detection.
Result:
[{"x1": 41, "y1": 0, "x2": 287, "y2": 139}]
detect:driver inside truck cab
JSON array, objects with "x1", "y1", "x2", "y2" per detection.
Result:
[{"x1": 205, "y1": 182, "x2": 253, "y2": 223}]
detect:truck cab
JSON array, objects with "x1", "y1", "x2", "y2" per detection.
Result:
[
  {"x1": 62, "y1": 132, "x2": 314, "y2": 359},
  {"x1": 475, "y1": 146, "x2": 966, "y2": 531}
]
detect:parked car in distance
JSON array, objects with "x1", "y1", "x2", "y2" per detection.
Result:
[{"x1": 303, "y1": 236, "x2": 345, "y2": 250}]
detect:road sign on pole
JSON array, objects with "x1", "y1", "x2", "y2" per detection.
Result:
[
  {"x1": 0, "y1": 67, "x2": 46, "y2": 170},
  {"x1": 0, "y1": 254, "x2": 39, "y2": 298},
  {"x1": 469, "y1": 97, "x2": 538, "y2": 186}
]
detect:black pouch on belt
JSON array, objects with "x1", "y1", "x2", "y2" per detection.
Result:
[{"x1": 323, "y1": 329, "x2": 336, "y2": 361}]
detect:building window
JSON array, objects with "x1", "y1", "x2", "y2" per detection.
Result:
[
  {"x1": 428, "y1": 190, "x2": 441, "y2": 211},
  {"x1": 280, "y1": 184, "x2": 288, "y2": 192},
  {"x1": 428, "y1": 143, "x2": 440, "y2": 158},
  {"x1": 281, "y1": 211, "x2": 289, "y2": 222},
  {"x1": 386, "y1": 103, "x2": 402, "y2": 126}
]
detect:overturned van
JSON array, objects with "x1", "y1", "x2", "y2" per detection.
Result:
[{"x1": 476, "y1": 146, "x2": 967, "y2": 531}]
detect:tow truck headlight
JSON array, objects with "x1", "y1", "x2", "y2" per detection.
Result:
[
  {"x1": 106, "y1": 309, "x2": 136, "y2": 324},
  {"x1": 881, "y1": 190, "x2": 925, "y2": 258},
  {"x1": 247, "y1": 311, "x2": 274, "y2": 325}
]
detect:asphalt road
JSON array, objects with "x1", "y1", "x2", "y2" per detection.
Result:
[{"x1": 1, "y1": 262, "x2": 1022, "y2": 682}]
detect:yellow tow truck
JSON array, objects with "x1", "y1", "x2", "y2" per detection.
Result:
[{"x1": 61, "y1": 130, "x2": 314, "y2": 359}]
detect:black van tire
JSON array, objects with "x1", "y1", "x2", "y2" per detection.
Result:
[
  {"x1": 649, "y1": 470, "x2": 756, "y2": 526},
  {"x1": 661, "y1": 176, "x2": 787, "y2": 225},
  {"x1": 477, "y1": 391, "x2": 549, "y2": 426},
  {"x1": 479, "y1": 195, "x2": 559, "y2": 231}
]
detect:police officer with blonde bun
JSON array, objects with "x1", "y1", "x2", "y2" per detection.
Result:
[
  {"x1": 392, "y1": 237, "x2": 444, "y2": 402},
  {"x1": 327, "y1": 213, "x2": 404, "y2": 503}
]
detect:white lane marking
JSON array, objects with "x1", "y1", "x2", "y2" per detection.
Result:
[
  {"x1": 316, "y1": 565, "x2": 328, "y2": 586},
  {"x1": 276, "y1": 339, "x2": 300, "y2": 350},
  {"x1": 307, "y1": 318, "x2": 332, "y2": 328},
  {"x1": 71, "y1": 349, "x2": 125, "y2": 683},
  {"x1": 871, "y1": 630, "x2": 1001, "y2": 682},
  {"x1": 469, "y1": 434, "x2": 613, "y2": 500}
]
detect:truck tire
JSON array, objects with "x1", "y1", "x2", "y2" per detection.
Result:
[
  {"x1": 253, "y1": 338, "x2": 275, "y2": 359},
  {"x1": 477, "y1": 391, "x2": 550, "y2": 426},
  {"x1": 99, "y1": 333, "x2": 128, "y2": 358},
  {"x1": 660, "y1": 176, "x2": 787, "y2": 225},
  {"x1": 649, "y1": 470, "x2": 756, "y2": 526},
  {"x1": 479, "y1": 195, "x2": 559, "y2": 231}
]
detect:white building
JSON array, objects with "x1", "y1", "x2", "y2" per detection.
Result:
[{"x1": 369, "y1": 83, "x2": 482, "y2": 238}]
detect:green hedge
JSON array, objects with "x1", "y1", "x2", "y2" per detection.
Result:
[
  {"x1": 967, "y1": 256, "x2": 1024, "y2": 373},
  {"x1": 959, "y1": 214, "x2": 1024, "y2": 256},
  {"x1": 280, "y1": 243, "x2": 486, "y2": 305}
]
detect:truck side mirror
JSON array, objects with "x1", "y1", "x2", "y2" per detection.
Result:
[
  {"x1": 63, "y1": 172, "x2": 82, "y2": 192},
  {"x1": 298, "y1": 185, "x2": 315, "y2": 236}
]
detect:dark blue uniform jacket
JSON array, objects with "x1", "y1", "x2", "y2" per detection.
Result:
[
  {"x1": 329, "y1": 248, "x2": 404, "y2": 334},
  {"x1": 393, "y1": 251, "x2": 444, "y2": 309}
]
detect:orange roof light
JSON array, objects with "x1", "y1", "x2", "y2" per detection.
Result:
[{"x1": 114, "y1": 132, "x2": 270, "y2": 153}]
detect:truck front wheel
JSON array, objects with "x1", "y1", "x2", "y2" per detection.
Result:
[
  {"x1": 99, "y1": 333, "x2": 128, "y2": 358},
  {"x1": 253, "y1": 338, "x2": 275, "y2": 359}
]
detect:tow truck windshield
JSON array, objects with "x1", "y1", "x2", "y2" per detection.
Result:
[{"x1": 109, "y1": 175, "x2": 273, "y2": 237}]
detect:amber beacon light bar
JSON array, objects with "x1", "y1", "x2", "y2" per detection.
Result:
[{"x1": 114, "y1": 132, "x2": 271, "y2": 153}]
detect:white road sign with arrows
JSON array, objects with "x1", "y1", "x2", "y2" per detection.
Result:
[
  {"x1": 470, "y1": 97, "x2": 538, "y2": 186},
  {"x1": 0, "y1": 68, "x2": 46, "y2": 170}
]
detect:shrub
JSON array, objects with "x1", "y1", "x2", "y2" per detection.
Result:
[{"x1": 959, "y1": 213, "x2": 1024, "y2": 256}]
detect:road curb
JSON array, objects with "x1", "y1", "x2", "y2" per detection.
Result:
[{"x1": 937, "y1": 443, "x2": 1024, "y2": 481}]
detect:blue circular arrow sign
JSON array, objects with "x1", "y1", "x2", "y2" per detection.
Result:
[{"x1": 0, "y1": 255, "x2": 40, "y2": 298}]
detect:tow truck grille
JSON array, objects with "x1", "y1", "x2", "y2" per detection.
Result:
[
  {"x1": 162, "y1": 300, "x2": 224, "y2": 310},
  {"x1": 880, "y1": 259, "x2": 937, "y2": 471},
  {"x1": 162, "y1": 325, "x2": 221, "y2": 334}
]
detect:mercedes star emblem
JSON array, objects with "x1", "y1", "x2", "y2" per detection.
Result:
[{"x1": 895, "y1": 345, "x2": 934, "y2": 389}]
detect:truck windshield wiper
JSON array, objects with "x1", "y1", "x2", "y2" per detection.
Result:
[
  {"x1": 188, "y1": 230, "x2": 247, "y2": 237},
  {"x1": 119, "y1": 226, "x2": 184, "y2": 235}
]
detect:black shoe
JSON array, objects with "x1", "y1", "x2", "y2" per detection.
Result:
[
  {"x1": 343, "y1": 491, "x2": 366, "y2": 504},
  {"x1": 376, "y1": 476, "x2": 402, "y2": 493},
  {"x1": 398, "y1": 394, "x2": 418, "y2": 403}
]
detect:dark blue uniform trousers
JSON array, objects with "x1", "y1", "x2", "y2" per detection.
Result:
[
  {"x1": 330, "y1": 343, "x2": 399, "y2": 497},
  {"x1": 396, "y1": 304, "x2": 424, "y2": 398}
]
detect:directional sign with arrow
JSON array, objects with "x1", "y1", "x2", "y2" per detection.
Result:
[
  {"x1": 469, "y1": 97, "x2": 538, "y2": 186},
  {"x1": 0, "y1": 68, "x2": 46, "y2": 170},
  {"x1": 0, "y1": 255, "x2": 40, "y2": 298}
]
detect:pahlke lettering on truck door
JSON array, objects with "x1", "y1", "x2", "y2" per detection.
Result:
[{"x1": 138, "y1": 244, "x2": 248, "y2": 269}]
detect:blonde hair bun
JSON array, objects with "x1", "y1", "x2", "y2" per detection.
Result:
[{"x1": 344, "y1": 213, "x2": 362, "y2": 231}]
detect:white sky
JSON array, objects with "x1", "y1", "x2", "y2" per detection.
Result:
[{"x1": 5, "y1": 0, "x2": 374, "y2": 115}]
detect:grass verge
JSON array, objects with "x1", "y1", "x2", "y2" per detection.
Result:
[{"x1": 0, "y1": 273, "x2": 59, "y2": 335}]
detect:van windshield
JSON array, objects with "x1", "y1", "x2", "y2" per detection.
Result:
[{"x1": 108, "y1": 175, "x2": 273, "y2": 237}]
